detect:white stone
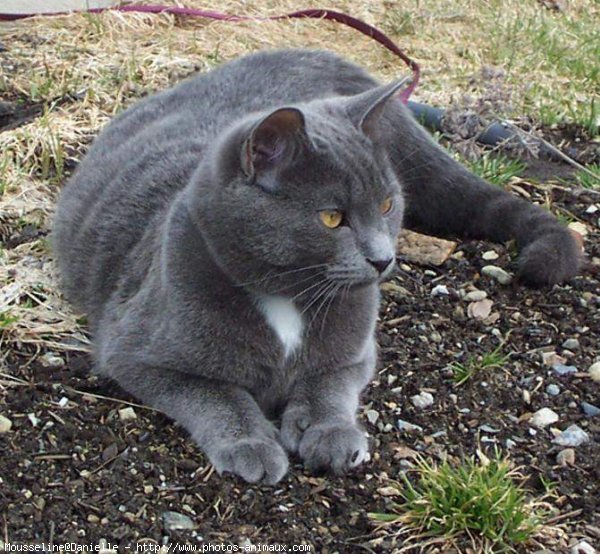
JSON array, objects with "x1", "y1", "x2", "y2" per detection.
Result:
[
  {"x1": 482, "y1": 250, "x2": 499, "y2": 261},
  {"x1": 118, "y1": 407, "x2": 137, "y2": 422},
  {"x1": 556, "y1": 448, "x2": 575, "y2": 467},
  {"x1": 0, "y1": 415, "x2": 12, "y2": 433},
  {"x1": 463, "y1": 290, "x2": 487, "y2": 302},
  {"x1": 257, "y1": 295, "x2": 304, "y2": 358},
  {"x1": 571, "y1": 540, "x2": 596, "y2": 554},
  {"x1": 588, "y1": 361, "x2": 600, "y2": 382},
  {"x1": 530, "y1": 408, "x2": 559, "y2": 428},
  {"x1": 431, "y1": 285, "x2": 449, "y2": 297},
  {"x1": 411, "y1": 391, "x2": 434, "y2": 409},
  {"x1": 365, "y1": 409, "x2": 379, "y2": 424},
  {"x1": 552, "y1": 424, "x2": 590, "y2": 447},
  {"x1": 482, "y1": 265, "x2": 513, "y2": 285}
]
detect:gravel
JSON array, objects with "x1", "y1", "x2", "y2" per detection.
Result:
[
  {"x1": 552, "y1": 425, "x2": 591, "y2": 447},
  {"x1": 410, "y1": 391, "x2": 435, "y2": 409},
  {"x1": 481, "y1": 265, "x2": 513, "y2": 285},
  {"x1": 530, "y1": 408, "x2": 559, "y2": 428}
]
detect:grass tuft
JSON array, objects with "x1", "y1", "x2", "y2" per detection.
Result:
[
  {"x1": 467, "y1": 153, "x2": 526, "y2": 187},
  {"x1": 371, "y1": 455, "x2": 541, "y2": 553},
  {"x1": 450, "y1": 345, "x2": 510, "y2": 386},
  {"x1": 574, "y1": 163, "x2": 600, "y2": 189}
]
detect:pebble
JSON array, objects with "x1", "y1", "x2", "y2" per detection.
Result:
[
  {"x1": 39, "y1": 352, "x2": 64, "y2": 368},
  {"x1": 479, "y1": 424, "x2": 501, "y2": 434},
  {"x1": 530, "y1": 408, "x2": 559, "y2": 428},
  {"x1": 397, "y1": 419, "x2": 423, "y2": 433},
  {"x1": 556, "y1": 448, "x2": 575, "y2": 467},
  {"x1": 482, "y1": 250, "x2": 499, "y2": 261},
  {"x1": 552, "y1": 424, "x2": 590, "y2": 447},
  {"x1": 552, "y1": 363, "x2": 578, "y2": 376},
  {"x1": 562, "y1": 338, "x2": 580, "y2": 350},
  {"x1": 431, "y1": 285, "x2": 449, "y2": 297},
  {"x1": 365, "y1": 409, "x2": 379, "y2": 424},
  {"x1": 118, "y1": 407, "x2": 137, "y2": 422},
  {"x1": 582, "y1": 402, "x2": 600, "y2": 417},
  {"x1": 546, "y1": 384, "x2": 560, "y2": 396},
  {"x1": 482, "y1": 265, "x2": 513, "y2": 285},
  {"x1": 0, "y1": 415, "x2": 12, "y2": 433},
  {"x1": 571, "y1": 541, "x2": 596, "y2": 554},
  {"x1": 411, "y1": 391, "x2": 434, "y2": 409},
  {"x1": 541, "y1": 351, "x2": 564, "y2": 366},
  {"x1": 463, "y1": 290, "x2": 487, "y2": 302},
  {"x1": 588, "y1": 362, "x2": 600, "y2": 382},
  {"x1": 162, "y1": 511, "x2": 196, "y2": 531}
]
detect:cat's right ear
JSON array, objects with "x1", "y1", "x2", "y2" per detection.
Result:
[{"x1": 241, "y1": 107, "x2": 308, "y2": 180}]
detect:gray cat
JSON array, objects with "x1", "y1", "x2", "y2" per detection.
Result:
[{"x1": 53, "y1": 49, "x2": 581, "y2": 484}]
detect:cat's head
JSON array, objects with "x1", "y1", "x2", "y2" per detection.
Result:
[{"x1": 192, "y1": 81, "x2": 408, "y2": 298}]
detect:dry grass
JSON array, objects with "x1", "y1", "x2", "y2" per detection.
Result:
[{"x1": 0, "y1": 0, "x2": 598, "y2": 367}]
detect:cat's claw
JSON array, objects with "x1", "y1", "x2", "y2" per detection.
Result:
[
  {"x1": 211, "y1": 436, "x2": 289, "y2": 485},
  {"x1": 298, "y1": 421, "x2": 368, "y2": 475}
]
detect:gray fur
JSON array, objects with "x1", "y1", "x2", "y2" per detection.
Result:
[{"x1": 53, "y1": 49, "x2": 581, "y2": 484}]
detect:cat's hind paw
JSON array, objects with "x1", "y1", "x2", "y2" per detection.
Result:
[
  {"x1": 298, "y1": 421, "x2": 369, "y2": 475},
  {"x1": 212, "y1": 436, "x2": 289, "y2": 485}
]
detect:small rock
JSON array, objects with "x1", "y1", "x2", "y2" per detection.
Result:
[
  {"x1": 568, "y1": 221, "x2": 588, "y2": 237},
  {"x1": 397, "y1": 419, "x2": 423, "y2": 433},
  {"x1": 556, "y1": 448, "x2": 575, "y2": 467},
  {"x1": 588, "y1": 362, "x2": 600, "y2": 382},
  {"x1": 431, "y1": 285, "x2": 449, "y2": 297},
  {"x1": 571, "y1": 540, "x2": 596, "y2": 554},
  {"x1": 27, "y1": 413, "x2": 39, "y2": 427},
  {"x1": 479, "y1": 424, "x2": 501, "y2": 434},
  {"x1": 377, "y1": 486, "x2": 400, "y2": 497},
  {"x1": 430, "y1": 331, "x2": 442, "y2": 343},
  {"x1": 463, "y1": 290, "x2": 487, "y2": 302},
  {"x1": 467, "y1": 298, "x2": 493, "y2": 320},
  {"x1": 482, "y1": 265, "x2": 513, "y2": 285},
  {"x1": 562, "y1": 338, "x2": 580, "y2": 350},
  {"x1": 411, "y1": 391, "x2": 434, "y2": 409},
  {"x1": 582, "y1": 402, "x2": 600, "y2": 417},
  {"x1": 0, "y1": 414, "x2": 12, "y2": 433},
  {"x1": 118, "y1": 407, "x2": 137, "y2": 422},
  {"x1": 530, "y1": 408, "x2": 559, "y2": 428},
  {"x1": 482, "y1": 250, "x2": 499, "y2": 261},
  {"x1": 546, "y1": 384, "x2": 560, "y2": 396},
  {"x1": 162, "y1": 511, "x2": 196, "y2": 531},
  {"x1": 552, "y1": 424, "x2": 590, "y2": 447},
  {"x1": 365, "y1": 409, "x2": 379, "y2": 424},
  {"x1": 39, "y1": 352, "x2": 64, "y2": 368},
  {"x1": 553, "y1": 363, "x2": 578, "y2": 376},
  {"x1": 541, "y1": 351, "x2": 565, "y2": 367},
  {"x1": 58, "y1": 397, "x2": 69, "y2": 408}
]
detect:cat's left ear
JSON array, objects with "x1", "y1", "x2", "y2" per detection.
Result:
[
  {"x1": 242, "y1": 107, "x2": 308, "y2": 179},
  {"x1": 348, "y1": 77, "x2": 411, "y2": 138}
]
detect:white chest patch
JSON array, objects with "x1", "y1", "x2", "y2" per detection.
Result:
[{"x1": 257, "y1": 295, "x2": 304, "y2": 358}]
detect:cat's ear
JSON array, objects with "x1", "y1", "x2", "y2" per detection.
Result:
[
  {"x1": 348, "y1": 77, "x2": 411, "y2": 138},
  {"x1": 241, "y1": 107, "x2": 308, "y2": 178}
]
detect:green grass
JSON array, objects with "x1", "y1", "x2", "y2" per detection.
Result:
[
  {"x1": 467, "y1": 153, "x2": 526, "y2": 187},
  {"x1": 450, "y1": 345, "x2": 510, "y2": 386},
  {"x1": 371, "y1": 456, "x2": 541, "y2": 553},
  {"x1": 574, "y1": 163, "x2": 600, "y2": 189}
]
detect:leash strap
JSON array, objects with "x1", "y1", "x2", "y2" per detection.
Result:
[{"x1": 0, "y1": 4, "x2": 420, "y2": 102}]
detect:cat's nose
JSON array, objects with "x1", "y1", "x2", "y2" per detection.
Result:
[{"x1": 367, "y1": 257, "x2": 394, "y2": 274}]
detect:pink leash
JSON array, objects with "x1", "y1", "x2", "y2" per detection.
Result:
[{"x1": 0, "y1": 4, "x2": 420, "y2": 102}]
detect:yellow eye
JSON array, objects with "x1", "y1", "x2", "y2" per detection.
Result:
[
  {"x1": 319, "y1": 210, "x2": 343, "y2": 229},
  {"x1": 381, "y1": 197, "x2": 393, "y2": 215}
]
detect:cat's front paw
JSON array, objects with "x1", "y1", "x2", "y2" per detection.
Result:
[
  {"x1": 298, "y1": 421, "x2": 368, "y2": 475},
  {"x1": 517, "y1": 229, "x2": 582, "y2": 286},
  {"x1": 211, "y1": 436, "x2": 289, "y2": 485}
]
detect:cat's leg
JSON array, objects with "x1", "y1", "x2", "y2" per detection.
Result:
[
  {"x1": 280, "y1": 343, "x2": 375, "y2": 474},
  {"x1": 383, "y1": 105, "x2": 582, "y2": 285},
  {"x1": 107, "y1": 363, "x2": 288, "y2": 484}
]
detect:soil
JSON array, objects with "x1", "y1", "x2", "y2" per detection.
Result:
[{"x1": 1, "y1": 142, "x2": 599, "y2": 553}]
